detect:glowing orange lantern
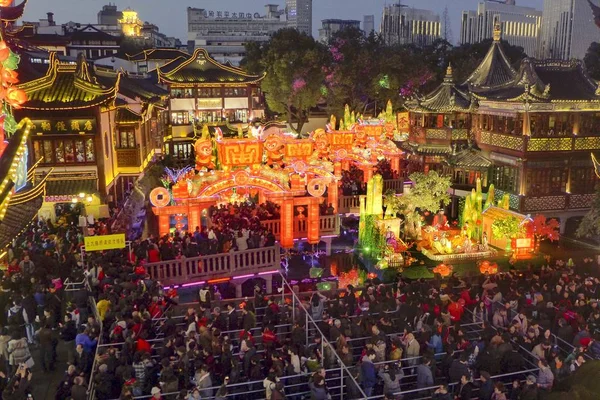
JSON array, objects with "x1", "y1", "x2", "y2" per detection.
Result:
[
  {"x1": 280, "y1": 198, "x2": 294, "y2": 248},
  {"x1": 433, "y1": 263, "x2": 453, "y2": 277},
  {"x1": 479, "y1": 261, "x2": 498, "y2": 275}
]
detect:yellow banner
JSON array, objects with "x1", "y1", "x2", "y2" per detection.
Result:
[{"x1": 84, "y1": 234, "x2": 126, "y2": 251}]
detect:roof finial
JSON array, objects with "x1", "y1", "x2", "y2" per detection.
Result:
[
  {"x1": 446, "y1": 63, "x2": 453, "y2": 77},
  {"x1": 493, "y1": 21, "x2": 502, "y2": 42}
]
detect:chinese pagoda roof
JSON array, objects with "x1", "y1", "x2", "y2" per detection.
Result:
[
  {"x1": 127, "y1": 48, "x2": 189, "y2": 62},
  {"x1": 17, "y1": 53, "x2": 120, "y2": 110},
  {"x1": 463, "y1": 32, "x2": 517, "y2": 91},
  {"x1": 115, "y1": 107, "x2": 142, "y2": 124},
  {"x1": 471, "y1": 58, "x2": 600, "y2": 102},
  {"x1": 447, "y1": 149, "x2": 492, "y2": 169},
  {"x1": 0, "y1": 0, "x2": 28, "y2": 23},
  {"x1": 153, "y1": 48, "x2": 265, "y2": 85},
  {"x1": 534, "y1": 59, "x2": 600, "y2": 101},
  {"x1": 406, "y1": 65, "x2": 473, "y2": 113},
  {"x1": 96, "y1": 69, "x2": 168, "y2": 104}
]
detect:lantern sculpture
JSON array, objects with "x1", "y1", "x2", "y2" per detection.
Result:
[
  {"x1": 479, "y1": 260, "x2": 498, "y2": 275},
  {"x1": 433, "y1": 263, "x2": 453, "y2": 277}
]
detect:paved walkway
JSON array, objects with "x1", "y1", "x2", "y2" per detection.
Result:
[{"x1": 30, "y1": 341, "x2": 70, "y2": 400}]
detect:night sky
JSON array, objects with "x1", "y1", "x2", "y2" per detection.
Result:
[{"x1": 22, "y1": 0, "x2": 546, "y2": 43}]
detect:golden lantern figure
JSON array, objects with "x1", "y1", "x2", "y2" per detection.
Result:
[{"x1": 433, "y1": 263, "x2": 453, "y2": 277}]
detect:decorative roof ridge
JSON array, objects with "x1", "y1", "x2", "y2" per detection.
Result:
[
  {"x1": 17, "y1": 52, "x2": 59, "y2": 91},
  {"x1": 160, "y1": 47, "x2": 265, "y2": 80},
  {"x1": 0, "y1": 0, "x2": 28, "y2": 23},
  {"x1": 533, "y1": 58, "x2": 600, "y2": 95},
  {"x1": 462, "y1": 39, "x2": 517, "y2": 88}
]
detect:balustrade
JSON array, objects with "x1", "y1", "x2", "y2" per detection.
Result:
[{"x1": 145, "y1": 245, "x2": 281, "y2": 285}]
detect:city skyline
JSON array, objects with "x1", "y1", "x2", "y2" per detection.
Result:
[{"x1": 22, "y1": 0, "x2": 545, "y2": 43}]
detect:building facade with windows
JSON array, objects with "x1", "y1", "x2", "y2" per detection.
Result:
[
  {"x1": 460, "y1": 1, "x2": 542, "y2": 57},
  {"x1": 286, "y1": 0, "x2": 312, "y2": 35},
  {"x1": 540, "y1": 0, "x2": 600, "y2": 60},
  {"x1": 318, "y1": 19, "x2": 361, "y2": 43},
  {"x1": 187, "y1": 5, "x2": 287, "y2": 66},
  {"x1": 381, "y1": 3, "x2": 441, "y2": 46},
  {"x1": 150, "y1": 48, "x2": 265, "y2": 161},
  {"x1": 405, "y1": 24, "x2": 600, "y2": 232},
  {"x1": 14, "y1": 51, "x2": 169, "y2": 217}
]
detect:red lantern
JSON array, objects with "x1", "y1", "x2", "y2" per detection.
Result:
[
  {"x1": 433, "y1": 263, "x2": 453, "y2": 277},
  {"x1": 479, "y1": 261, "x2": 498, "y2": 275}
]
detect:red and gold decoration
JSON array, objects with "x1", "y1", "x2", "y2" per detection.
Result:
[
  {"x1": 433, "y1": 263, "x2": 453, "y2": 277},
  {"x1": 479, "y1": 260, "x2": 498, "y2": 275}
]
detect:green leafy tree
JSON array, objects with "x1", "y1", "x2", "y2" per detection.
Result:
[
  {"x1": 584, "y1": 42, "x2": 600, "y2": 80},
  {"x1": 385, "y1": 171, "x2": 451, "y2": 238},
  {"x1": 324, "y1": 27, "x2": 385, "y2": 116},
  {"x1": 576, "y1": 184, "x2": 600, "y2": 241},
  {"x1": 250, "y1": 29, "x2": 328, "y2": 134}
]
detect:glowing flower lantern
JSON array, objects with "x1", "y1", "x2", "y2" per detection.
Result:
[
  {"x1": 479, "y1": 261, "x2": 498, "y2": 275},
  {"x1": 433, "y1": 263, "x2": 453, "y2": 277}
]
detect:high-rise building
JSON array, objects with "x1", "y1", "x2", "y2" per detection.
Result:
[
  {"x1": 97, "y1": 3, "x2": 122, "y2": 26},
  {"x1": 286, "y1": 0, "x2": 313, "y2": 36},
  {"x1": 187, "y1": 5, "x2": 288, "y2": 66},
  {"x1": 318, "y1": 19, "x2": 360, "y2": 43},
  {"x1": 540, "y1": 0, "x2": 600, "y2": 60},
  {"x1": 460, "y1": 1, "x2": 542, "y2": 57},
  {"x1": 363, "y1": 15, "x2": 375, "y2": 35},
  {"x1": 381, "y1": 3, "x2": 441, "y2": 46}
]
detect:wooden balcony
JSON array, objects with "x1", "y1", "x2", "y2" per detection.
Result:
[
  {"x1": 412, "y1": 127, "x2": 470, "y2": 143},
  {"x1": 478, "y1": 131, "x2": 600, "y2": 153},
  {"x1": 116, "y1": 147, "x2": 141, "y2": 168},
  {"x1": 494, "y1": 188, "x2": 596, "y2": 213}
]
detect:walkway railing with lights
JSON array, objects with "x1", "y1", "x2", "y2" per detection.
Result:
[
  {"x1": 145, "y1": 244, "x2": 281, "y2": 286},
  {"x1": 260, "y1": 215, "x2": 340, "y2": 242}
]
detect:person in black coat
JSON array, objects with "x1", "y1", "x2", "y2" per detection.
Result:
[
  {"x1": 456, "y1": 375, "x2": 474, "y2": 400},
  {"x1": 449, "y1": 354, "x2": 471, "y2": 384}
]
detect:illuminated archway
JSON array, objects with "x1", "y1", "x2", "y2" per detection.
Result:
[{"x1": 198, "y1": 172, "x2": 289, "y2": 197}]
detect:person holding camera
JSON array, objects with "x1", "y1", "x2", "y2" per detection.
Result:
[{"x1": 2, "y1": 363, "x2": 32, "y2": 400}]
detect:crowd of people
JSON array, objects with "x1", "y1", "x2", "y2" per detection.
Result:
[{"x1": 0, "y1": 214, "x2": 599, "y2": 400}]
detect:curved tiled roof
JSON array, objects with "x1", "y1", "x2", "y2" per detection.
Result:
[
  {"x1": 115, "y1": 107, "x2": 142, "y2": 124},
  {"x1": 463, "y1": 40, "x2": 517, "y2": 90},
  {"x1": 534, "y1": 59, "x2": 600, "y2": 101},
  {"x1": 406, "y1": 66, "x2": 472, "y2": 113},
  {"x1": 155, "y1": 48, "x2": 265, "y2": 85},
  {"x1": 17, "y1": 53, "x2": 119, "y2": 110},
  {"x1": 0, "y1": 0, "x2": 28, "y2": 22}
]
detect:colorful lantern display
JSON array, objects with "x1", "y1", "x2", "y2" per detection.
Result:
[
  {"x1": 433, "y1": 263, "x2": 453, "y2": 277},
  {"x1": 479, "y1": 260, "x2": 499, "y2": 275}
]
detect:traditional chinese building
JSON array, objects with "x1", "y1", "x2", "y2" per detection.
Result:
[
  {"x1": 404, "y1": 65, "x2": 473, "y2": 177},
  {"x1": 15, "y1": 52, "x2": 168, "y2": 220},
  {"x1": 149, "y1": 48, "x2": 266, "y2": 161},
  {"x1": 405, "y1": 23, "x2": 600, "y2": 232}
]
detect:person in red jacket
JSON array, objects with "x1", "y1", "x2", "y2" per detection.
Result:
[{"x1": 449, "y1": 298, "x2": 465, "y2": 322}]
